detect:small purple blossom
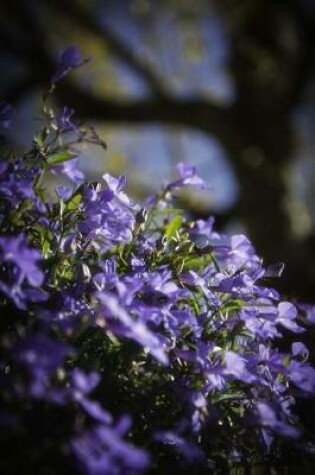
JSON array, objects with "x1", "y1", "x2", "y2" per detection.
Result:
[
  {"x1": 287, "y1": 360, "x2": 315, "y2": 393},
  {"x1": 51, "y1": 45, "x2": 90, "y2": 83},
  {"x1": 56, "y1": 106, "x2": 78, "y2": 133},
  {"x1": 223, "y1": 351, "x2": 255, "y2": 383},
  {"x1": 276, "y1": 302, "x2": 304, "y2": 333},
  {"x1": 71, "y1": 422, "x2": 150, "y2": 475},
  {"x1": 257, "y1": 402, "x2": 300, "y2": 439},
  {"x1": 52, "y1": 157, "x2": 84, "y2": 184},
  {"x1": 102, "y1": 173, "x2": 136, "y2": 208},
  {"x1": 298, "y1": 303, "x2": 315, "y2": 324},
  {"x1": 154, "y1": 430, "x2": 204, "y2": 462},
  {"x1": 14, "y1": 334, "x2": 72, "y2": 400},
  {"x1": 167, "y1": 162, "x2": 210, "y2": 191},
  {"x1": 97, "y1": 292, "x2": 169, "y2": 364},
  {"x1": 0, "y1": 235, "x2": 44, "y2": 287}
]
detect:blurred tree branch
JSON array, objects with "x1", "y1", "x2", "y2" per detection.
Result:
[{"x1": 46, "y1": 0, "x2": 169, "y2": 99}]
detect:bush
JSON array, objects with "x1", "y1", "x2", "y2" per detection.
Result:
[{"x1": 0, "y1": 47, "x2": 314, "y2": 474}]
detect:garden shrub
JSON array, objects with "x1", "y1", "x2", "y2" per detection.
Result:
[{"x1": 0, "y1": 47, "x2": 315, "y2": 474}]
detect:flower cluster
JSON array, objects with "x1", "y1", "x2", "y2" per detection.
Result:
[{"x1": 0, "y1": 48, "x2": 315, "y2": 474}]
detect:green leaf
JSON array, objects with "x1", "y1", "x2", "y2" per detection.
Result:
[
  {"x1": 182, "y1": 254, "x2": 213, "y2": 271},
  {"x1": 42, "y1": 239, "x2": 51, "y2": 257},
  {"x1": 65, "y1": 192, "x2": 82, "y2": 212},
  {"x1": 33, "y1": 134, "x2": 44, "y2": 149},
  {"x1": 164, "y1": 215, "x2": 183, "y2": 240},
  {"x1": 221, "y1": 300, "x2": 245, "y2": 312},
  {"x1": 47, "y1": 150, "x2": 77, "y2": 165}
]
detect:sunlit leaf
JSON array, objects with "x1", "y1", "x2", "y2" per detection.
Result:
[
  {"x1": 47, "y1": 150, "x2": 77, "y2": 165},
  {"x1": 164, "y1": 215, "x2": 183, "y2": 240}
]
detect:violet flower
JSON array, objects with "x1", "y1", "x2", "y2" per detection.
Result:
[
  {"x1": 51, "y1": 45, "x2": 90, "y2": 83},
  {"x1": 57, "y1": 106, "x2": 78, "y2": 133},
  {"x1": 0, "y1": 235, "x2": 44, "y2": 287},
  {"x1": 167, "y1": 162, "x2": 210, "y2": 191},
  {"x1": 257, "y1": 402, "x2": 300, "y2": 439},
  {"x1": 71, "y1": 422, "x2": 150, "y2": 475}
]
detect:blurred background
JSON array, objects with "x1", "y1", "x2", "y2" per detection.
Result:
[{"x1": 1, "y1": 0, "x2": 315, "y2": 302}]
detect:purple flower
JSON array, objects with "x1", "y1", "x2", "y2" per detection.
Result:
[
  {"x1": 0, "y1": 101, "x2": 14, "y2": 129},
  {"x1": 97, "y1": 292, "x2": 169, "y2": 364},
  {"x1": 52, "y1": 157, "x2": 84, "y2": 184},
  {"x1": 68, "y1": 369, "x2": 113, "y2": 424},
  {"x1": 287, "y1": 360, "x2": 315, "y2": 393},
  {"x1": 15, "y1": 335, "x2": 71, "y2": 370},
  {"x1": 298, "y1": 303, "x2": 315, "y2": 324},
  {"x1": 154, "y1": 430, "x2": 205, "y2": 462},
  {"x1": 257, "y1": 402, "x2": 300, "y2": 439},
  {"x1": 56, "y1": 106, "x2": 78, "y2": 133},
  {"x1": 249, "y1": 344, "x2": 287, "y2": 375},
  {"x1": 223, "y1": 351, "x2": 256, "y2": 383},
  {"x1": 276, "y1": 302, "x2": 304, "y2": 333},
  {"x1": 180, "y1": 270, "x2": 220, "y2": 306},
  {"x1": 240, "y1": 303, "x2": 281, "y2": 340},
  {"x1": 51, "y1": 45, "x2": 90, "y2": 83},
  {"x1": 79, "y1": 176, "x2": 137, "y2": 250},
  {"x1": 80, "y1": 399, "x2": 113, "y2": 425},
  {"x1": 264, "y1": 262, "x2": 285, "y2": 278},
  {"x1": 0, "y1": 235, "x2": 44, "y2": 286},
  {"x1": 167, "y1": 162, "x2": 210, "y2": 191},
  {"x1": 0, "y1": 159, "x2": 37, "y2": 206},
  {"x1": 55, "y1": 185, "x2": 73, "y2": 201},
  {"x1": 217, "y1": 234, "x2": 258, "y2": 271},
  {"x1": 93, "y1": 261, "x2": 118, "y2": 291},
  {"x1": 102, "y1": 173, "x2": 136, "y2": 209},
  {"x1": 71, "y1": 368, "x2": 100, "y2": 395},
  {"x1": 1, "y1": 128, "x2": 314, "y2": 472},
  {"x1": 71, "y1": 421, "x2": 150, "y2": 475},
  {"x1": 291, "y1": 342, "x2": 309, "y2": 359},
  {"x1": 14, "y1": 334, "x2": 72, "y2": 400}
]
